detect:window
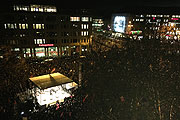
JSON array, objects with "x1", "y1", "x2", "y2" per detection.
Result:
[
  {"x1": 82, "y1": 17, "x2": 89, "y2": 22},
  {"x1": 81, "y1": 24, "x2": 89, "y2": 29},
  {"x1": 19, "y1": 24, "x2": 28, "y2": 29},
  {"x1": 70, "y1": 17, "x2": 80, "y2": 21},
  {"x1": 30, "y1": 5, "x2": 57, "y2": 12},
  {"x1": 81, "y1": 31, "x2": 88, "y2": 36},
  {"x1": 4, "y1": 23, "x2": 18, "y2": 29},
  {"x1": 35, "y1": 47, "x2": 45, "y2": 57},
  {"x1": 33, "y1": 24, "x2": 44, "y2": 29},
  {"x1": 34, "y1": 39, "x2": 45, "y2": 44},
  {"x1": 22, "y1": 24, "x2": 26, "y2": 29},
  {"x1": 13, "y1": 5, "x2": 29, "y2": 11},
  {"x1": 4, "y1": 24, "x2": 7, "y2": 29}
]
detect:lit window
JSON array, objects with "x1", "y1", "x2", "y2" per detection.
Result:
[
  {"x1": 81, "y1": 31, "x2": 88, "y2": 36},
  {"x1": 10, "y1": 24, "x2": 14, "y2": 29},
  {"x1": 34, "y1": 39, "x2": 36, "y2": 44},
  {"x1": 19, "y1": 24, "x2": 22, "y2": 29},
  {"x1": 34, "y1": 39, "x2": 46, "y2": 44},
  {"x1": 82, "y1": 17, "x2": 89, "y2": 22},
  {"x1": 31, "y1": 7, "x2": 35, "y2": 11},
  {"x1": 14, "y1": 48, "x2": 20, "y2": 51},
  {"x1": 14, "y1": 24, "x2": 17, "y2": 29},
  {"x1": 16, "y1": 6, "x2": 20, "y2": 11},
  {"x1": 19, "y1": 23, "x2": 28, "y2": 29},
  {"x1": 70, "y1": 17, "x2": 80, "y2": 21},
  {"x1": 4, "y1": 24, "x2": 7, "y2": 29},
  {"x1": 33, "y1": 24, "x2": 44, "y2": 29},
  {"x1": 84, "y1": 31, "x2": 86, "y2": 36},
  {"x1": 42, "y1": 24, "x2": 44, "y2": 29},
  {"x1": 33, "y1": 24, "x2": 35, "y2": 29},
  {"x1": 39, "y1": 8, "x2": 43, "y2": 12},
  {"x1": 22, "y1": 24, "x2": 26, "y2": 29},
  {"x1": 36, "y1": 24, "x2": 39, "y2": 29},
  {"x1": 140, "y1": 15, "x2": 144, "y2": 17},
  {"x1": 26, "y1": 24, "x2": 28, "y2": 29},
  {"x1": 81, "y1": 24, "x2": 89, "y2": 29}
]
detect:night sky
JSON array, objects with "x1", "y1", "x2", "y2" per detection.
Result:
[
  {"x1": 1, "y1": 0, "x2": 180, "y2": 16},
  {"x1": 2, "y1": 0, "x2": 180, "y2": 9}
]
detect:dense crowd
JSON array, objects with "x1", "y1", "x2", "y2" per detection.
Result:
[{"x1": 1, "y1": 38, "x2": 180, "y2": 119}]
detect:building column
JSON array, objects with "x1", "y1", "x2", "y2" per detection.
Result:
[
  {"x1": 45, "y1": 47, "x2": 47, "y2": 56},
  {"x1": 87, "y1": 43, "x2": 90, "y2": 52},
  {"x1": 57, "y1": 46, "x2": 59, "y2": 56},
  {"x1": 30, "y1": 48, "x2": 33, "y2": 57},
  {"x1": 59, "y1": 46, "x2": 62, "y2": 57},
  {"x1": 46, "y1": 47, "x2": 49, "y2": 57},
  {"x1": 33, "y1": 48, "x2": 36, "y2": 57},
  {"x1": 68, "y1": 45, "x2": 71, "y2": 56},
  {"x1": 79, "y1": 45, "x2": 82, "y2": 55}
]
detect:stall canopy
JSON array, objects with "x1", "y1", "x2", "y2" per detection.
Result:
[{"x1": 29, "y1": 73, "x2": 73, "y2": 90}]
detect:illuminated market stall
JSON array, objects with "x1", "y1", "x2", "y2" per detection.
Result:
[{"x1": 29, "y1": 73, "x2": 78, "y2": 105}]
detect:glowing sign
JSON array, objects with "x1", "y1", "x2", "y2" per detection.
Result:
[
  {"x1": 171, "y1": 18, "x2": 179, "y2": 20},
  {"x1": 113, "y1": 16, "x2": 126, "y2": 33},
  {"x1": 129, "y1": 30, "x2": 142, "y2": 35},
  {"x1": 39, "y1": 44, "x2": 54, "y2": 47}
]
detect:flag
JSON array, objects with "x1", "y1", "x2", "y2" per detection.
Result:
[
  {"x1": 51, "y1": 68, "x2": 56, "y2": 73},
  {"x1": 83, "y1": 94, "x2": 88, "y2": 103}
]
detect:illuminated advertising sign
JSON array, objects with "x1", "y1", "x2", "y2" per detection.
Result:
[
  {"x1": 113, "y1": 16, "x2": 126, "y2": 33},
  {"x1": 171, "y1": 18, "x2": 179, "y2": 20},
  {"x1": 129, "y1": 30, "x2": 142, "y2": 35},
  {"x1": 39, "y1": 44, "x2": 54, "y2": 47}
]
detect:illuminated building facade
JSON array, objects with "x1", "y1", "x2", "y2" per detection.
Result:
[
  {"x1": 92, "y1": 18, "x2": 104, "y2": 32},
  {"x1": 112, "y1": 14, "x2": 180, "y2": 41},
  {"x1": 0, "y1": 4, "x2": 92, "y2": 57}
]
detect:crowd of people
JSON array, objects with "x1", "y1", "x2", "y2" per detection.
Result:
[{"x1": 1, "y1": 38, "x2": 180, "y2": 119}]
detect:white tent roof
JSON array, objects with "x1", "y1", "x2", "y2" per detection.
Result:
[{"x1": 29, "y1": 73, "x2": 73, "y2": 90}]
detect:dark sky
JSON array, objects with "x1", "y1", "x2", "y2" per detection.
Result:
[
  {"x1": 2, "y1": 0, "x2": 180, "y2": 8},
  {"x1": 55, "y1": 0, "x2": 180, "y2": 8},
  {"x1": 1, "y1": 0, "x2": 180, "y2": 13}
]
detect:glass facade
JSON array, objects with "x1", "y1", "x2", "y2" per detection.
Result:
[
  {"x1": 48, "y1": 47, "x2": 58, "y2": 57},
  {"x1": 62, "y1": 46, "x2": 68, "y2": 56},
  {"x1": 35, "y1": 47, "x2": 45, "y2": 57}
]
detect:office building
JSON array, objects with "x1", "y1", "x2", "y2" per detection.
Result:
[
  {"x1": 0, "y1": 4, "x2": 92, "y2": 57},
  {"x1": 112, "y1": 14, "x2": 180, "y2": 41}
]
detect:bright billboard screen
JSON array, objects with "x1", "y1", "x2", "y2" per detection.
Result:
[{"x1": 113, "y1": 16, "x2": 126, "y2": 33}]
